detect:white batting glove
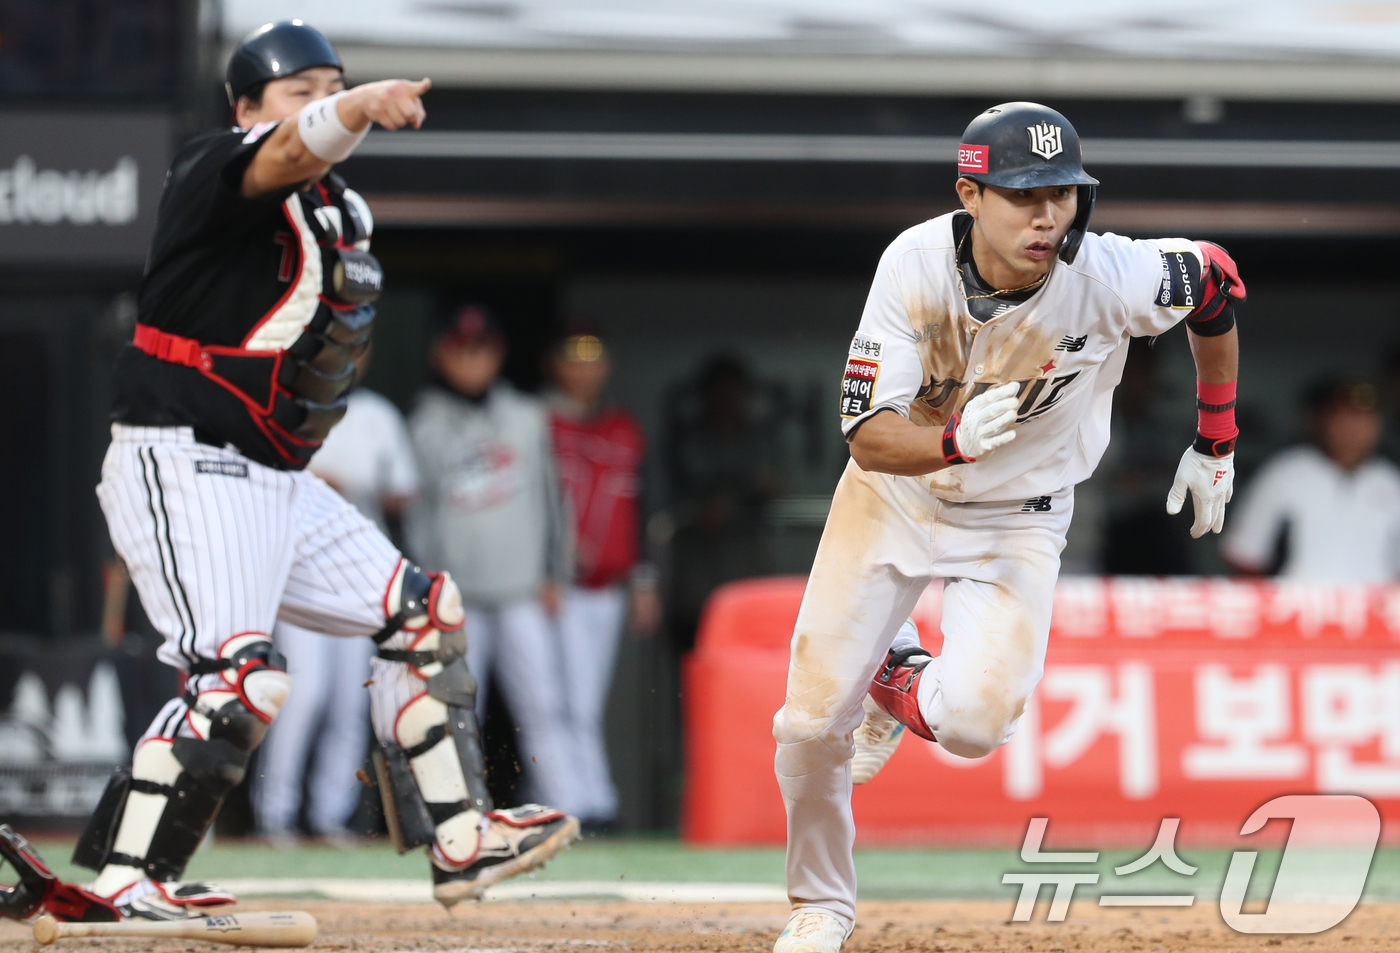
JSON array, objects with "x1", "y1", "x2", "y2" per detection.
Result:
[
  {"x1": 944, "y1": 382, "x2": 1019, "y2": 463},
  {"x1": 1165, "y1": 447, "x2": 1234, "y2": 537}
]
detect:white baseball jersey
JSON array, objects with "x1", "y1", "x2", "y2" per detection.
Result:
[
  {"x1": 777, "y1": 213, "x2": 1219, "y2": 929},
  {"x1": 840, "y1": 211, "x2": 1206, "y2": 502},
  {"x1": 1222, "y1": 446, "x2": 1400, "y2": 581},
  {"x1": 305, "y1": 388, "x2": 420, "y2": 532}
]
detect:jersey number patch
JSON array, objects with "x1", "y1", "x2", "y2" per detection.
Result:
[{"x1": 841, "y1": 358, "x2": 879, "y2": 418}]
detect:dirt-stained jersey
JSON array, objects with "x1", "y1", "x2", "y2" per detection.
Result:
[{"x1": 841, "y1": 210, "x2": 1205, "y2": 503}]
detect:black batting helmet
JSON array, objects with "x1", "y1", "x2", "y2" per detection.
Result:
[
  {"x1": 226, "y1": 20, "x2": 343, "y2": 107},
  {"x1": 956, "y1": 102, "x2": 1099, "y2": 264}
]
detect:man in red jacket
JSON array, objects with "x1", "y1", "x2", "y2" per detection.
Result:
[{"x1": 546, "y1": 328, "x2": 660, "y2": 828}]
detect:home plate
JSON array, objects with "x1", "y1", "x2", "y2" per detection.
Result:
[{"x1": 220, "y1": 879, "x2": 787, "y2": 904}]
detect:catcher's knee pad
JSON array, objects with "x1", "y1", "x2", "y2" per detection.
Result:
[
  {"x1": 374, "y1": 559, "x2": 466, "y2": 678},
  {"x1": 74, "y1": 635, "x2": 291, "y2": 885},
  {"x1": 190, "y1": 632, "x2": 293, "y2": 739}
]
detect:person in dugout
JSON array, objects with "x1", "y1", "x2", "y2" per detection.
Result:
[{"x1": 545, "y1": 325, "x2": 661, "y2": 830}]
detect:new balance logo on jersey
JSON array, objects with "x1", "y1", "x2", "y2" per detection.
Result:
[
  {"x1": 1027, "y1": 123, "x2": 1063, "y2": 160},
  {"x1": 1055, "y1": 334, "x2": 1087, "y2": 352},
  {"x1": 1021, "y1": 496, "x2": 1052, "y2": 512}
]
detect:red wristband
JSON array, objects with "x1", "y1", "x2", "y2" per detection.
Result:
[
  {"x1": 942, "y1": 413, "x2": 973, "y2": 464},
  {"x1": 1197, "y1": 380, "x2": 1237, "y2": 439}
]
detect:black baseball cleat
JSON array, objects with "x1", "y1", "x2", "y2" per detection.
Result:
[{"x1": 432, "y1": 805, "x2": 581, "y2": 908}]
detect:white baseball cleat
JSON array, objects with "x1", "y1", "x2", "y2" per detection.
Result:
[
  {"x1": 851, "y1": 693, "x2": 905, "y2": 784},
  {"x1": 106, "y1": 878, "x2": 237, "y2": 920},
  {"x1": 773, "y1": 907, "x2": 853, "y2": 953}
]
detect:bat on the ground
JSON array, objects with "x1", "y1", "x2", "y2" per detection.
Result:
[{"x1": 32, "y1": 911, "x2": 317, "y2": 947}]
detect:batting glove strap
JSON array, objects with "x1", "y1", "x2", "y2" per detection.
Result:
[
  {"x1": 942, "y1": 413, "x2": 974, "y2": 465},
  {"x1": 1193, "y1": 430, "x2": 1239, "y2": 457}
]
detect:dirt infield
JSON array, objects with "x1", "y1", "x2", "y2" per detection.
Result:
[{"x1": 2, "y1": 899, "x2": 1398, "y2": 952}]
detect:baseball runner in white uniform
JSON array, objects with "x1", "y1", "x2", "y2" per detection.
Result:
[
  {"x1": 771, "y1": 103, "x2": 1245, "y2": 952},
  {"x1": 73, "y1": 21, "x2": 577, "y2": 922}
]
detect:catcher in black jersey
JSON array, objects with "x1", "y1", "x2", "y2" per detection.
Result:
[
  {"x1": 115, "y1": 24, "x2": 427, "y2": 465},
  {"x1": 61, "y1": 21, "x2": 579, "y2": 923}
]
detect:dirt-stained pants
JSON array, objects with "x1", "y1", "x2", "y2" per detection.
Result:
[{"x1": 773, "y1": 460, "x2": 1071, "y2": 926}]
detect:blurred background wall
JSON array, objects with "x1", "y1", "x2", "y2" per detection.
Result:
[{"x1": 3, "y1": 0, "x2": 1400, "y2": 833}]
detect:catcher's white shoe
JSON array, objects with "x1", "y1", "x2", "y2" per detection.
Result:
[
  {"x1": 851, "y1": 693, "x2": 905, "y2": 784},
  {"x1": 106, "y1": 878, "x2": 236, "y2": 920},
  {"x1": 773, "y1": 907, "x2": 852, "y2": 953},
  {"x1": 432, "y1": 805, "x2": 581, "y2": 907}
]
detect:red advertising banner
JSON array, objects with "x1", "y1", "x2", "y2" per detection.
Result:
[{"x1": 681, "y1": 577, "x2": 1400, "y2": 846}]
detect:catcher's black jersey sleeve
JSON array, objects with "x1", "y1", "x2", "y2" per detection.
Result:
[{"x1": 136, "y1": 126, "x2": 298, "y2": 344}]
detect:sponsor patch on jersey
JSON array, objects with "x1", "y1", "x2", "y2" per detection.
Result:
[
  {"x1": 957, "y1": 144, "x2": 989, "y2": 174},
  {"x1": 195, "y1": 460, "x2": 249, "y2": 478},
  {"x1": 840, "y1": 358, "x2": 879, "y2": 418},
  {"x1": 1158, "y1": 250, "x2": 1202, "y2": 310},
  {"x1": 849, "y1": 332, "x2": 884, "y2": 361}
]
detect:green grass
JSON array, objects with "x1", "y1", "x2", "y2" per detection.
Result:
[{"x1": 21, "y1": 837, "x2": 1400, "y2": 902}]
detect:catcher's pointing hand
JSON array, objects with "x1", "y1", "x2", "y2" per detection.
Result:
[
  {"x1": 345, "y1": 78, "x2": 431, "y2": 131},
  {"x1": 955, "y1": 382, "x2": 1020, "y2": 460},
  {"x1": 1166, "y1": 447, "x2": 1234, "y2": 537}
]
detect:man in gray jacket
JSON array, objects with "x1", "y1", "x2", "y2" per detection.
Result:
[{"x1": 408, "y1": 306, "x2": 577, "y2": 814}]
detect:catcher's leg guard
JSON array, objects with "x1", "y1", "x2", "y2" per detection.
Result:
[
  {"x1": 371, "y1": 655, "x2": 494, "y2": 853},
  {"x1": 371, "y1": 561, "x2": 579, "y2": 906},
  {"x1": 78, "y1": 634, "x2": 290, "y2": 912},
  {"x1": 373, "y1": 563, "x2": 490, "y2": 859}
]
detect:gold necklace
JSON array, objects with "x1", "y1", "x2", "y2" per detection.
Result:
[{"x1": 956, "y1": 231, "x2": 1048, "y2": 301}]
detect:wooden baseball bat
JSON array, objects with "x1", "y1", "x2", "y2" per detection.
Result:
[{"x1": 32, "y1": 911, "x2": 317, "y2": 947}]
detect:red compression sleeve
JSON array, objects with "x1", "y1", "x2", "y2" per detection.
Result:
[{"x1": 1197, "y1": 380, "x2": 1238, "y2": 439}]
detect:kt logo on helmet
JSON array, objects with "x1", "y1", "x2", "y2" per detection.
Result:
[{"x1": 1027, "y1": 123, "x2": 1063, "y2": 160}]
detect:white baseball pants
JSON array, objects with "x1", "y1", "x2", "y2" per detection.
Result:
[
  {"x1": 253, "y1": 622, "x2": 374, "y2": 835},
  {"x1": 461, "y1": 601, "x2": 581, "y2": 816},
  {"x1": 774, "y1": 460, "x2": 1072, "y2": 927},
  {"x1": 96, "y1": 425, "x2": 411, "y2": 747},
  {"x1": 556, "y1": 584, "x2": 627, "y2": 823}
]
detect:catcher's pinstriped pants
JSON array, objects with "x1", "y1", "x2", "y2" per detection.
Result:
[{"x1": 97, "y1": 424, "x2": 432, "y2": 755}]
